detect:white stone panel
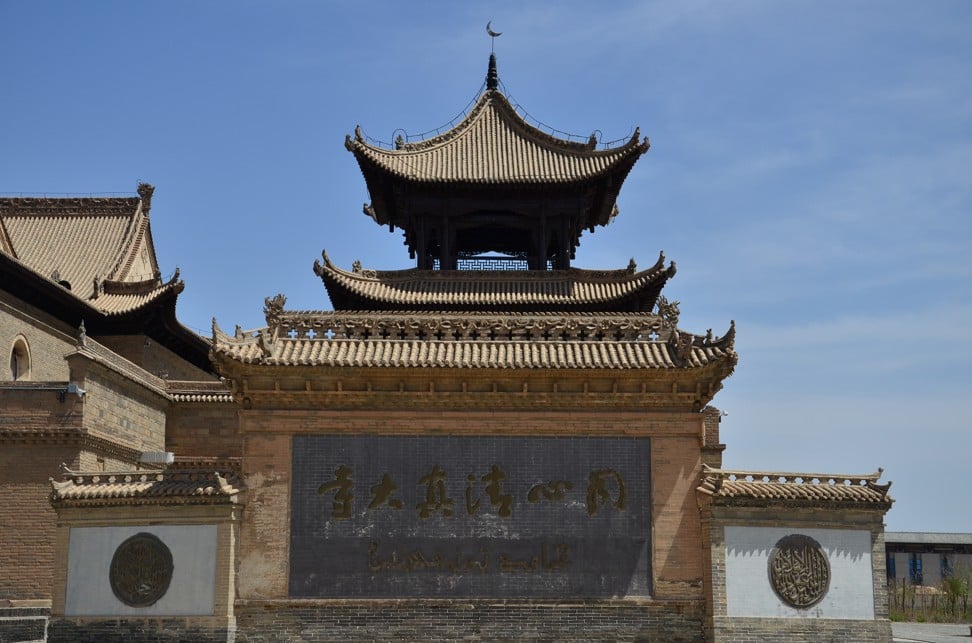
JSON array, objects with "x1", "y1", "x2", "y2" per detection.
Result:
[
  {"x1": 64, "y1": 524, "x2": 216, "y2": 616},
  {"x1": 724, "y1": 526, "x2": 874, "y2": 619}
]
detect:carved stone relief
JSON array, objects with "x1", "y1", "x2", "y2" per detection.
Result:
[
  {"x1": 109, "y1": 532, "x2": 174, "y2": 607},
  {"x1": 768, "y1": 534, "x2": 830, "y2": 608}
]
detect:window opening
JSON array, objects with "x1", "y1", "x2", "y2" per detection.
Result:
[{"x1": 9, "y1": 337, "x2": 30, "y2": 381}]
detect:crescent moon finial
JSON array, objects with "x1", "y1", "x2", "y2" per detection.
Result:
[{"x1": 486, "y1": 21, "x2": 502, "y2": 54}]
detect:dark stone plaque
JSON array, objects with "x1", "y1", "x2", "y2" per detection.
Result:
[
  {"x1": 768, "y1": 534, "x2": 830, "y2": 608},
  {"x1": 109, "y1": 532, "x2": 174, "y2": 607},
  {"x1": 290, "y1": 435, "x2": 651, "y2": 598}
]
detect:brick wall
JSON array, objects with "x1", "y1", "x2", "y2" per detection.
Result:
[
  {"x1": 47, "y1": 617, "x2": 235, "y2": 643},
  {"x1": 1, "y1": 295, "x2": 76, "y2": 381},
  {"x1": 0, "y1": 387, "x2": 83, "y2": 433},
  {"x1": 166, "y1": 403, "x2": 241, "y2": 459},
  {"x1": 238, "y1": 432, "x2": 291, "y2": 599},
  {"x1": 0, "y1": 445, "x2": 80, "y2": 600},
  {"x1": 77, "y1": 367, "x2": 167, "y2": 453},
  {"x1": 96, "y1": 334, "x2": 216, "y2": 381},
  {"x1": 652, "y1": 433, "x2": 705, "y2": 599},
  {"x1": 231, "y1": 599, "x2": 705, "y2": 642},
  {"x1": 710, "y1": 617, "x2": 890, "y2": 642}
]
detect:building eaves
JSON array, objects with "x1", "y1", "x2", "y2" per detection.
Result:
[
  {"x1": 346, "y1": 90, "x2": 648, "y2": 186},
  {"x1": 50, "y1": 467, "x2": 244, "y2": 507},
  {"x1": 314, "y1": 251, "x2": 675, "y2": 312},
  {"x1": 211, "y1": 309, "x2": 736, "y2": 372},
  {"x1": 884, "y1": 532, "x2": 972, "y2": 546},
  {"x1": 166, "y1": 380, "x2": 234, "y2": 404},
  {"x1": 698, "y1": 465, "x2": 893, "y2": 509}
]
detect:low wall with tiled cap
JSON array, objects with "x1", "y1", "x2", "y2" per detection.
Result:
[{"x1": 700, "y1": 478, "x2": 893, "y2": 643}]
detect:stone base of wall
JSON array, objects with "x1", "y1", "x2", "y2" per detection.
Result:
[
  {"x1": 712, "y1": 617, "x2": 892, "y2": 643},
  {"x1": 46, "y1": 617, "x2": 235, "y2": 643},
  {"x1": 234, "y1": 599, "x2": 705, "y2": 642},
  {"x1": 0, "y1": 606, "x2": 49, "y2": 643}
]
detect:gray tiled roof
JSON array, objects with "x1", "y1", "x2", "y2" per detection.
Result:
[{"x1": 885, "y1": 532, "x2": 972, "y2": 545}]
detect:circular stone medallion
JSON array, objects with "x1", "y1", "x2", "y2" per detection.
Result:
[
  {"x1": 767, "y1": 534, "x2": 830, "y2": 608},
  {"x1": 109, "y1": 532, "x2": 174, "y2": 607}
]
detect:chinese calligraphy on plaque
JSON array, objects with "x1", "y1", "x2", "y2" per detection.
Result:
[{"x1": 290, "y1": 435, "x2": 650, "y2": 599}]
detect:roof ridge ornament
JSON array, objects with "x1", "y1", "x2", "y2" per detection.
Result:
[
  {"x1": 486, "y1": 21, "x2": 502, "y2": 50},
  {"x1": 485, "y1": 52, "x2": 499, "y2": 91},
  {"x1": 485, "y1": 22, "x2": 501, "y2": 91}
]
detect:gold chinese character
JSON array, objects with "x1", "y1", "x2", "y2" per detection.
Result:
[
  {"x1": 465, "y1": 474, "x2": 481, "y2": 515},
  {"x1": 527, "y1": 480, "x2": 574, "y2": 503},
  {"x1": 416, "y1": 465, "x2": 454, "y2": 518},
  {"x1": 586, "y1": 468, "x2": 627, "y2": 516},
  {"x1": 368, "y1": 473, "x2": 404, "y2": 510},
  {"x1": 481, "y1": 464, "x2": 513, "y2": 518},
  {"x1": 318, "y1": 465, "x2": 354, "y2": 519}
]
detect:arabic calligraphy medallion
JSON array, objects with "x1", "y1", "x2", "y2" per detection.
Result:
[
  {"x1": 768, "y1": 534, "x2": 830, "y2": 608},
  {"x1": 109, "y1": 532, "x2": 174, "y2": 607}
]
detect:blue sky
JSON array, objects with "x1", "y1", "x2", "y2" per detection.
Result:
[{"x1": 2, "y1": 1, "x2": 970, "y2": 532}]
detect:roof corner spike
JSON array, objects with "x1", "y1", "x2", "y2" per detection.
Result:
[{"x1": 486, "y1": 53, "x2": 499, "y2": 91}]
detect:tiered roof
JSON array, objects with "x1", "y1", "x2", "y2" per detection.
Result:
[
  {"x1": 314, "y1": 251, "x2": 676, "y2": 312},
  {"x1": 347, "y1": 90, "x2": 647, "y2": 193},
  {"x1": 0, "y1": 185, "x2": 211, "y2": 371},
  {"x1": 345, "y1": 55, "x2": 650, "y2": 269}
]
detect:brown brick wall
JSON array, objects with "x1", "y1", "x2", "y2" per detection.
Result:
[
  {"x1": 652, "y1": 433, "x2": 705, "y2": 599},
  {"x1": 1, "y1": 295, "x2": 76, "y2": 382},
  {"x1": 79, "y1": 367, "x2": 167, "y2": 453},
  {"x1": 166, "y1": 403, "x2": 241, "y2": 459},
  {"x1": 0, "y1": 445, "x2": 80, "y2": 600},
  {"x1": 238, "y1": 431, "x2": 292, "y2": 599},
  {"x1": 96, "y1": 334, "x2": 216, "y2": 381},
  {"x1": 0, "y1": 388, "x2": 83, "y2": 433}
]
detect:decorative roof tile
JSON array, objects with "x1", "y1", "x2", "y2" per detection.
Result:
[
  {"x1": 698, "y1": 465, "x2": 893, "y2": 508},
  {"x1": 50, "y1": 467, "x2": 243, "y2": 507},
  {"x1": 314, "y1": 252, "x2": 675, "y2": 312},
  {"x1": 347, "y1": 90, "x2": 648, "y2": 185},
  {"x1": 211, "y1": 310, "x2": 736, "y2": 372},
  {"x1": 167, "y1": 380, "x2": 234, "y2": 404}
]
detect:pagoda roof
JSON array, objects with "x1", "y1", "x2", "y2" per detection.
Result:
[
  {"x1": 346, "y1": 88, "x2": 650, "y2": 237},
  {"x1": 313, "y1": 251, "x2": 676, "y2": 313},
  {"x1": 697, "y1": 466, "x2": 893, "y2": 509},
  {"x1": 346, "y1": 89, "x2": 649, "y2": 188},
  {"x1": 0, "y1": 187, "x2": 212, "y2": 372}
]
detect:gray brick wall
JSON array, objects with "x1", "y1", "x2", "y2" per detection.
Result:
[
  {"x1": 234, "y1": 600, "x2": 705, "y2": 642},
  {"x1": 711, "y1": 616, "x2": 891, "y2": 643}
]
